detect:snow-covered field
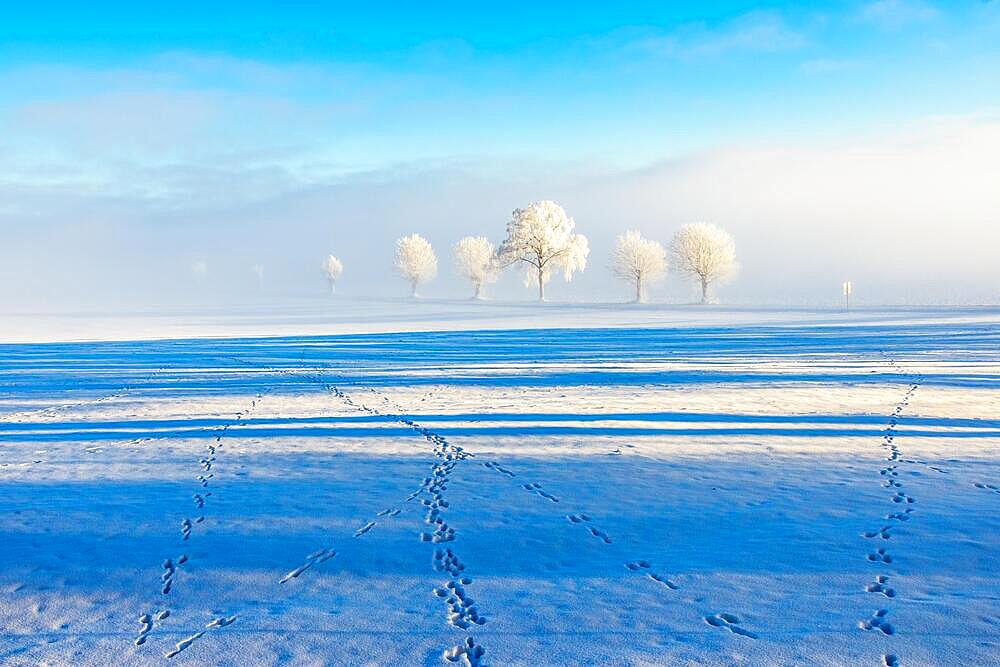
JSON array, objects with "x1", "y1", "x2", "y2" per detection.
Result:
[{"x1": 1, "y1": 308, "x2": 998, "y2": 666}]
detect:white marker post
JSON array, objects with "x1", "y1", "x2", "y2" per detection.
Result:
[
  {"x1": 253, "y1": 264, "x2": 264, "y2": 293},
  {"x1": 842, "y1": 280, "x2": 852, "y2": 311}
]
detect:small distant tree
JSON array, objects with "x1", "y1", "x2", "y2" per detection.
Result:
[
  {"x1": 611, "y1": 230, "x2": 667, "y2": 303},
  {"x1": 669, "y1": 223, "x2": 738, "y2": 304},
  {"x1": 322, "y1": 255, "x2": 343, "y2": 294},
  {"x1": 497, "y1": 200, "x2": 589, "y2": 301},
  {"x1": 394, "y1": 234, "x2": 437, "y2": 297},
  {"x1": 252, "y1": 264, "x2": 264, "y2": 292},
  {"x1": 453, "y1": 236, "x2": 498, "y2": 299}
]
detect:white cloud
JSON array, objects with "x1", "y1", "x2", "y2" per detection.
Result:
[
  {"x1": 859, "y1": 0, "x2": 939, "y2": 29},
  {"x1": 799, "y1": 58, "x2": 860, "y2": 74},
  {"x1": 628, "y1": 10, "x2": 807, "y2": 59}
]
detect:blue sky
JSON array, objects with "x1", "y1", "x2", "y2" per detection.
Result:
[
  {"x1": 1, "y1": 1, "x2": 999, "y2": 306},
  {"x1": 3, "y1": 1, "x2": 998, "y2": 165}
]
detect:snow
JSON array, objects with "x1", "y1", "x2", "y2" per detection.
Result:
[
  {"x1": 3, "y1": 297, "x2": 999, "y2": 344},
  {"x1": 0, "y1": 308, "x2": 998, "y2": 665}
]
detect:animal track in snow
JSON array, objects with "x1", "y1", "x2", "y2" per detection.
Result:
[
  {"x1": 865, "y1": 574, "x2": 896, "y2": 598},
  {"x1": 206, "y1": 615, "x2": 237, "y2": 629},
  {"x1": 862, "y1": 526, "x2": 893, "y2": 540},
  {"x1": 354, "y1": 521, "x2": 376, "y2": 537},
  {"x1": 647, "y1": 572, "x2": 680, "y2": 589},
  {"x1": 419, "y1": 479, "x2": 457, "y2": 544},
  {"x1": 433, "y1": 548, "x2": 466, "y2": 578},
  {"x1": 521, "y1": 482, "x2": 559, "y2": 502},
  {"x1": 482, "y1": 460, "x2": 515, "y2": 477},
  {"x1": 329, "y1": 385, "x2": 491, "y2": 661},
  {"x1": 333, "y1": 386, "x2": 490, "y2": 655},
  {"x1": 891, "y1": 491, "x2": 915, "y2": 504},
  {"x1": 859, "y1": 608, "x2": 895, "y2": 635},
  {"x1": 860, "y1": 361, "x2": 921, "y2": 654},
  {"x1": 885, "y1": 508, "x2": 914, "y2": 522},
  {"x1": 280, "y1": 549, "x2": 336, "y2": 584},
  {"x1": 867, "y1": 548, "x2": 893, "y2": 564},
  {"x1": 134, "y1": 613, "x2": 154, "y2": 646},
  {"x1": 434, "y1": 578, "x2": 486, "y2": 630},
  {"x1": 0, "y1": 371, "x2": 159, "y2": 426},
  {"x1": 566, "y1": 513, "x2": 612, "y2": 544},
  {"x1": 444, "y1": 636, "x2": 486, "y2": 666},
  {"x1": 164, "y1": 631, "x2": 205, "y2": 658},
  {"x1": 162, "y1": 615, "x2": 237, "y2": 659},
  {"x1": 587, "y1": 526, "x2": 612, "y2": 544},
  {"x1": 160, "y1": 556, "x2": 187, "y2": 595},
  {"x1": 704, "y1": 612, "x2": 757, "y2": 639},
  {"x1": 625, "y1": 561, "x2": 679, "y2": 590}
]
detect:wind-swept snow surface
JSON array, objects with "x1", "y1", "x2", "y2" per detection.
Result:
[{"x1": 0, "y1": 317, "x2": 998, "y2": 665}]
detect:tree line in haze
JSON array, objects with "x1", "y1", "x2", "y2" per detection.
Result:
[{"x1": 318, "y1": 200, "x2": 738, "y2": 303}]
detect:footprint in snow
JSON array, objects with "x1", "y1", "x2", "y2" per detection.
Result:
[{"x1": 704, "y1": 612, "x2": 757, "y2": 639}]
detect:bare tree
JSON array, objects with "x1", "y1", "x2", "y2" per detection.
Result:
[
  {"x1": 453, "y1": 236, "x2": 498, "y2": 299},
  {"x1": 611, "y1": 230, "x2": 668, "y2": 303},
  {"x1": 669, "y1": 223, "x2": 738, "y2": 304},
  {"x1": 322, "y1": 255, "x2": 343, "y2": 294},
  {"x1": 394, "y1": 234, "x2": 437, "y2": 297},
  {"x1": 497, "y1": 200, "x2": 589, "y2": 301}
]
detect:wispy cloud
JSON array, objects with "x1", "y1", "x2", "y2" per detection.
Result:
[
  {"x1": 858, "y1": 0, "x2": 939, "y2": 29},
  {"x1": 799, "y1": 57, "x2": 860, "y2": 74},
  {"x1": 628, "y1": 11, "x2": 808, "y2": 59}
]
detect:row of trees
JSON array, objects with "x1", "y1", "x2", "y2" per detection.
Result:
[{"x1": 323, "y1": 201, "x2": 738, "y2": 303}]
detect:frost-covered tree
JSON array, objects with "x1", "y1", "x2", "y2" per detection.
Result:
[
  {"x1": 669, "y1": 222, "x2": 738, "y2": 304},
  {"x1": 611, "y1": 230, "x2": 668, "y2": 303},
  {"x1": 252, "y1": 264, "x2": 264, "y2": 292},
  {"x1": 322, "y1": 254, "x2": 343, "y2": 294},
  {"x1": 394, "y1": 234, "x2": 437, "y2": 297},
  {"x1": 453, "y1": 236, "x2": 497, "y2": 299},
  {"x1": 497, "y1": 200, "x2": 589, "y2": 301}
]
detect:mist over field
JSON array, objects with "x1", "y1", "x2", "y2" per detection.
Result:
[
  {"x1": 4, "y1": 117, "x2": 999, "y2": 309},
  {"x1": 2, "y1": 2, "x2": 999, "y2": 310}
]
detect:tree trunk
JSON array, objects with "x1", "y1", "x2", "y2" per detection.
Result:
[
  {"x1": 329, "y1": 281, "x2": 336, "y2": 295},
  {"x1": 700, "y1": 277, "x2": 709, "y2": 304},
  {"x1": 635, "y1": 275, "x2": 644, "y2": 303},
  {"x1": 474, "y1": 281, "x2": 483, "y2": 299},
  {"x1": 537, "y1": 266, "x2": 545, "y2": 301},
  {"x1": 411, "y1": 280, "x2": 419, "y2": 298}
]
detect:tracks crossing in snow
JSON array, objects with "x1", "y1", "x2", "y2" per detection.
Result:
[
  {"x1": 474, "y1": 420, "x2": 698, "y2": 635},
  {"x1": 322, "y1": 385, "x2": 490, "y2": 665}
]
